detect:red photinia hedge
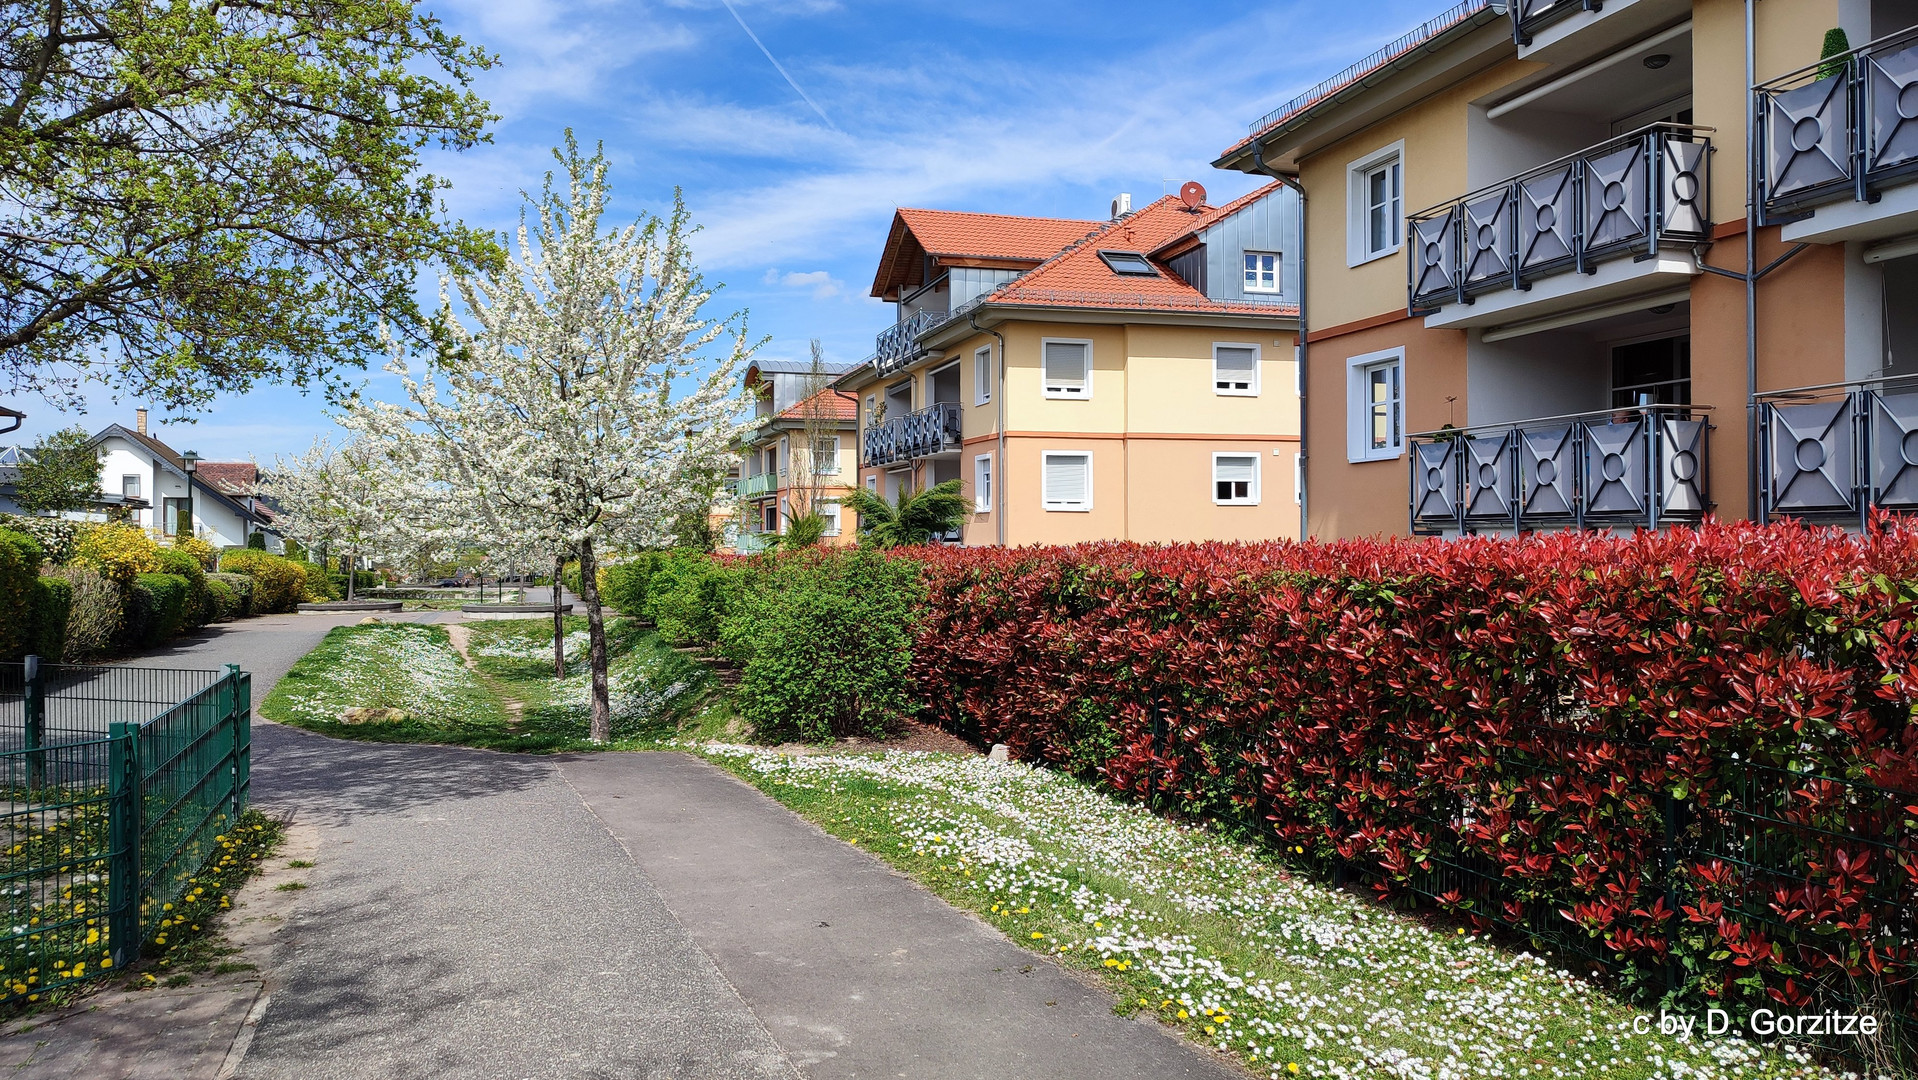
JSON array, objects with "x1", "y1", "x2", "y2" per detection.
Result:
[{"x1": 898, "y1": 517, "x2": 1918, "y2": 1019}]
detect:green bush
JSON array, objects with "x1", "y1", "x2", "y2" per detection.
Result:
[
  {"x1": 245, "y1": 531, "x2": 267, "y2": 550},
  {"x1": 0, "y1": 528, "x2": 44, "y2": 659},
  {"x1": 217, "y1": 550, "x2": 307, "y2": 613},
  {"x1": 205, "y1": 577, "x2": 238, "y2": 621},
  {"x1": 208, "y1": 572, "x2": 253, "y2": 617},
  {"x1": 54, "y1": 565, "x2": 121, "y2": 659},
  {"x1": 601, "y1": 553, "x2": 663, "y2": 617},
  {"x1": 27, "y1": 575, "x2": 72, "y2": 661},
  {"x1": 648, "y1": 551, "x2": 753, "y2": 647},
  {"x1": 155, "y1": 546, "x2": 211, "y2": 627},
  {"x1": 298, "y1": 560, "x2": 333, "y2": 601},
  {"x1": 719, "y1": 549, "x2": 923, "y2": 742},
  {"x1": 125, "y1": 572, "x2": 190, "y2": 647}
]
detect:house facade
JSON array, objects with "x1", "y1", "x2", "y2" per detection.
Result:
[
  {"x1": 1215, "y1": 0, "x2": 1918, "y2": 539},
  {"x1": 92, "y1": 413, "x2": 281, "y2": 550},
  {"x1": 732, "y1": 360, "x2": 861, "y2": 550},
  {"x1": 837, "y1": 187, "x2": 1303, "y2": 547}
]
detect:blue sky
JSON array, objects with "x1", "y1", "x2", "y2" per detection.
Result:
[{"x1": 9, "y1": 0, "x2": 1442, "y2": 465}]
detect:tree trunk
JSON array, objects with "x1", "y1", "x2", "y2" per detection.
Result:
[
  {"x1": 345, "y1": 553, "x2": 356, "y2": 601},
  {"x1": 551, "y1": 553, "x2": 567, "y2": 679},
  {"x1": 578, "y1": 538, "x2": 611, "y2": 743}
]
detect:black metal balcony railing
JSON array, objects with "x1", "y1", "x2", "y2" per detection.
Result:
[
  {"x1": 1409, "y1": 404, "x2": 1711, "y2": 534},
  {"x1": 872, "y1": 310, "x2": 945, "y2": 377},
  {"x1": 1757, "y1": 375, "x2": 1918, "y2": 526},
  {"x1": 1509, "y1": 0, "x2": 1600, "y2": 45},
  {"x1": 862, "y1": 402, "x2": 963, "y2": 468},
  {"x1": 1407, "y1": 125, "x2": 1711, "y2": 312},
  {"x1": 1756, "y1": 26, "x2": 1918, "y2": 221}
]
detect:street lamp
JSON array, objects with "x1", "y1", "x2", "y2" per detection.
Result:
[{"x1": 180, "y1": 451, "x2": 199, "y2": 540}]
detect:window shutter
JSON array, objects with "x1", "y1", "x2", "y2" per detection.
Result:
[
  {"x1": 1044, "y1": 342, "x2": 1088, "y2": 392},
  {"x1": 1215, "y1": 346, "x2": 1258, "y2": 391},
  {"x1": 1045, "y1": 454, "x2": 1089, "y2": 505},
  {"x1": 1215, "y1": 455, "x2": 1256, "y2": 484}
]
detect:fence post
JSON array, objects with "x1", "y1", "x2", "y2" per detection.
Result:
[
  {"x1": 106, "y1": 721, "x2": 143, "y2": 970},
  {"x1": 22, "y1": 655, "x2": 44, "y2": 790},
  {"x1": 229, "y1": 666, "x2": 250, "y2": 814}
]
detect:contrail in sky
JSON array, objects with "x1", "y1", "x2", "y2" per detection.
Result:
[{"x1": 717, "y1": 0, "x2": 839, "y2": 132}]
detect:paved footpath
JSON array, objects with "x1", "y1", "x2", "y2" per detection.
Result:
[{"x1": 5, "y1": 613, "x2": 1242, "y2": 1079}]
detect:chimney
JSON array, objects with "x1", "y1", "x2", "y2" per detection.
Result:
[
  {"x1": 135, "y1": 408, "x2": 147, "y2": 435},
  {"x1": 1110, "y1": 192, "x2": 1132, "y2": 220}
]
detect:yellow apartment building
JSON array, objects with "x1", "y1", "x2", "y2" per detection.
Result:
[
  {"x1": 835, "y1": 189, "x2": 1303, "y2": 546},
  {"x1": 732, "y1": 359, "x2": 862, "y2": 550},
  {"x1": 1214, "y1": 0, "x2": 1918, "y2": 538}
]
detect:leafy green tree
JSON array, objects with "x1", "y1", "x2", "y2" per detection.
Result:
[
  {"x1": 837, "y1": 479, "x2": 969, "y2": 549},
  {"x1": 11, "y1": 425, "x2": 100, "y2": 514},
  {"x1": 779, "y1": 513, "x2": 827, "y2": 549},
  {"x1": 0, "y1": 0, "x2": 501, "y2": 409}
]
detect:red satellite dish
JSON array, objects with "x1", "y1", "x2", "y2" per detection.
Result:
[{"x1": 1179, "y1": 181, "x2": 1206, "y2": 209}]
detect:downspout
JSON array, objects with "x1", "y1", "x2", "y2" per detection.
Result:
[
  {"x1": 970, "y1": 312, "x2": 1009, "y2": 547},
  {"x1": 1252, "y1": 140, "x2": 1309, "y2": 540},
  {"x1": 1746, "y1": 0, "x2": 1759, "y2": 520}
]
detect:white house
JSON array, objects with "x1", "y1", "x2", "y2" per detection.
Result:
[{"x1": 90, "y1": 412, "x2": 282, "y2": 552}]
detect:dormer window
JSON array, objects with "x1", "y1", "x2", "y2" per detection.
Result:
[
  {"x1": 1097, "y1": 250, "x2": 1158, "y2": 277},
  {"x1": 1243, "y1": 252, "x2": 1280, "y2": 293}
]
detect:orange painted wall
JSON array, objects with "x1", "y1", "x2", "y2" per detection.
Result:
[{"x1": 1304, "y1": 317, "x2": 1469, "y2": 540}]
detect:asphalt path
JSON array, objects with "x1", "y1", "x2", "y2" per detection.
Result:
[{"x1": 27, "y1": 608, "x2": 1243, "y2": 1079}]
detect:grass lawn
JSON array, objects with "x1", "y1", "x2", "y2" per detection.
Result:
[
  {"x1": 262, "y1": 618, "x2": 730, "y2": 752},
  {"x1": 697, "y1": 745, "x2": 1860, "y2": 1080}
]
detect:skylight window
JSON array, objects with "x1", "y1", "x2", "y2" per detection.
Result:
[{"x1": 1097, "y1": 250, "x2": 1159, "y2": 276}]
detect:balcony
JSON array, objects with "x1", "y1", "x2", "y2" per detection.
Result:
[
  {"x1": 736, "y1": 473, "x2": 777, "y2": 500},
  {"x1": 1757, "y1": 26, "x2": 1918, "y2": 242},
  {"x1": 1408, "y1": 404, "x2": 1711, "y2": 534},
  {"x1": 1509, "y1": 0, "x2": 1597, "y2": 44},
  {"x1": 863, "y1": 402, "x2": 962, "y2": 468},
  {"x1": 1757, "y1": 376, "x2": 1918, "y2": 525},
  {"x1": 872, "y1": 310, "x2": 945, "y2": 377},
  {"x1": 1408, "y1": 125, "x2": 1711, "y2": 321}
]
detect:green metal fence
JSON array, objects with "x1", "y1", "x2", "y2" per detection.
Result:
[{"x1": 0, "y1": 659, "x2": 250, "y2": 1001}]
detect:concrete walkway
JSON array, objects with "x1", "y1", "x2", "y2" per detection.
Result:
[{"x1": 5, "y1": 612, "x2": 1242, "y2": 1080}]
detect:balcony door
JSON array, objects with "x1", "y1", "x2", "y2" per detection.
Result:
[{"x1": 1610, "y1": 335, "x2": 1690, "y2": 408}]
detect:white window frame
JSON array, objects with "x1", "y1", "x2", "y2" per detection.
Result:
[
  {"x1": 973, "y1": 453, "x2": 993, "y2": 513},
  {"x1": 1040, "y1": 450, "x2": 1093, "y2": 512},
  {"x1": 1212, "y1": 342, "x2": 1261, "y2": 397},
  {"x1": 1347, "y1": 141, "x2": 1405, "y2": 267},
  {"x1": 121, "y1": 474, "x2": 140, "y2": 498},
  {"x1": 1346, "y1": 347, "x2": 1406, "y2": 462},
  {"x1": 1211, "y1": 452, "x2": 1261, "y2": 506},
  {"x1": 819, "y1": 501, "x2": 842, "y2": 536},
  {"x1": 810, "y1": 434, "x2": 840, "y2": 475},
  {"x1": 1243, "y1": 251, "x2": 1281, "y2": 293},
  {"x1": 865, "y1": 474, "x2": 878, "y2": 493},
  {"x1": 1040, "y1": 337, "x2": 1094, "y2": 399},
  {"x1": 974, "y1": 345, "x2": 992, "y2": 405}
]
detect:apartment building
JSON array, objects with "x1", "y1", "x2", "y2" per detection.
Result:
[
  {"x1": 733, "y1": 358, "x2": 861, "y2": 549},
  {"x1": 836, "y1": 186, "x2": 1302, "y2": 546},
  {"x1": 1215, "y1": 0, "x2": 1918, "y2": 538}
]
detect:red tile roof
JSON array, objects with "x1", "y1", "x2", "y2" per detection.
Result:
[
  {"x1": 776, "y1": 388, "x2": 858, "y2": 423},
  {"x1": 195, "y1": 461, "x2": 258, "y2": 495},
  {"x1": 871, "y1": 209, "x2": 1100, "y2": 299},
  {"x1": 981, "y1": 193, "x2": 1298, "y2": 317}
]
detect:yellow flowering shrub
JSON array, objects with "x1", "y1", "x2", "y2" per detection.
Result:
[
  {"x1": 70, "y1": 523, "x2": 160, "y2": 583},
  {"x1": 171, "y1": 534, "x2": 217, "y2": 571}
]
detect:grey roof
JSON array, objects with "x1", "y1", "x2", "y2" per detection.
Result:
[{"x1": 747, "y1": 358, "x2": 856, "y2": 376}]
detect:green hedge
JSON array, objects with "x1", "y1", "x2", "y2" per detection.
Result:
[
  {"x1": 648, "y1": 551, "x2": 753, "y2": 647},
  {"x1": 0, "y1": 528, "x2": 44, "y2": 659},
  {"x1": 718, "y1": 549, "x2": 922, "y2": 742},
  {"x1": 206, "y1": 577, "x2": 239, "y2": 622},
  {"x1": 27, "y1": 575, "x2": 72, "y2": 661},
  {"x1": 208, "y1": 572, "x2": 253, "y2": 618},
  {"x1": 601, "y1": 554, "x2": 663, "y2": 617},
  {"x1": 217, "y1": 550, "x2": 307, "y2": 613},
  {"x1": 125, "y1": 572, "x2": 190, "y2": 648},
  {"x1": 154, "y1": 547, "x2": 211, "y2": 627},
  {"x1": 54, "y1": 565, "x2": 120, "y2": 659}
]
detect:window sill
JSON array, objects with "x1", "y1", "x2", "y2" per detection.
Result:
[
  {"x1": 1043, "y1": 504, "x2": 1092, "y2": 512},
  {"x1": 1041, "y1": 391, "x2": 1089, "y2": 400},
  {"x1": 1348, "y1": 247, "x2": 1400, "y2": 269},
  {"x1": 1213, "y1": 500, "x2": 1261, "y2": 507},
  {"x1": 1213, "y1": 388, "x2": 1260, "y2": 398},
  {"x1": 1348, "y1": 448, "x2": 1404, "y2": 463}
]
